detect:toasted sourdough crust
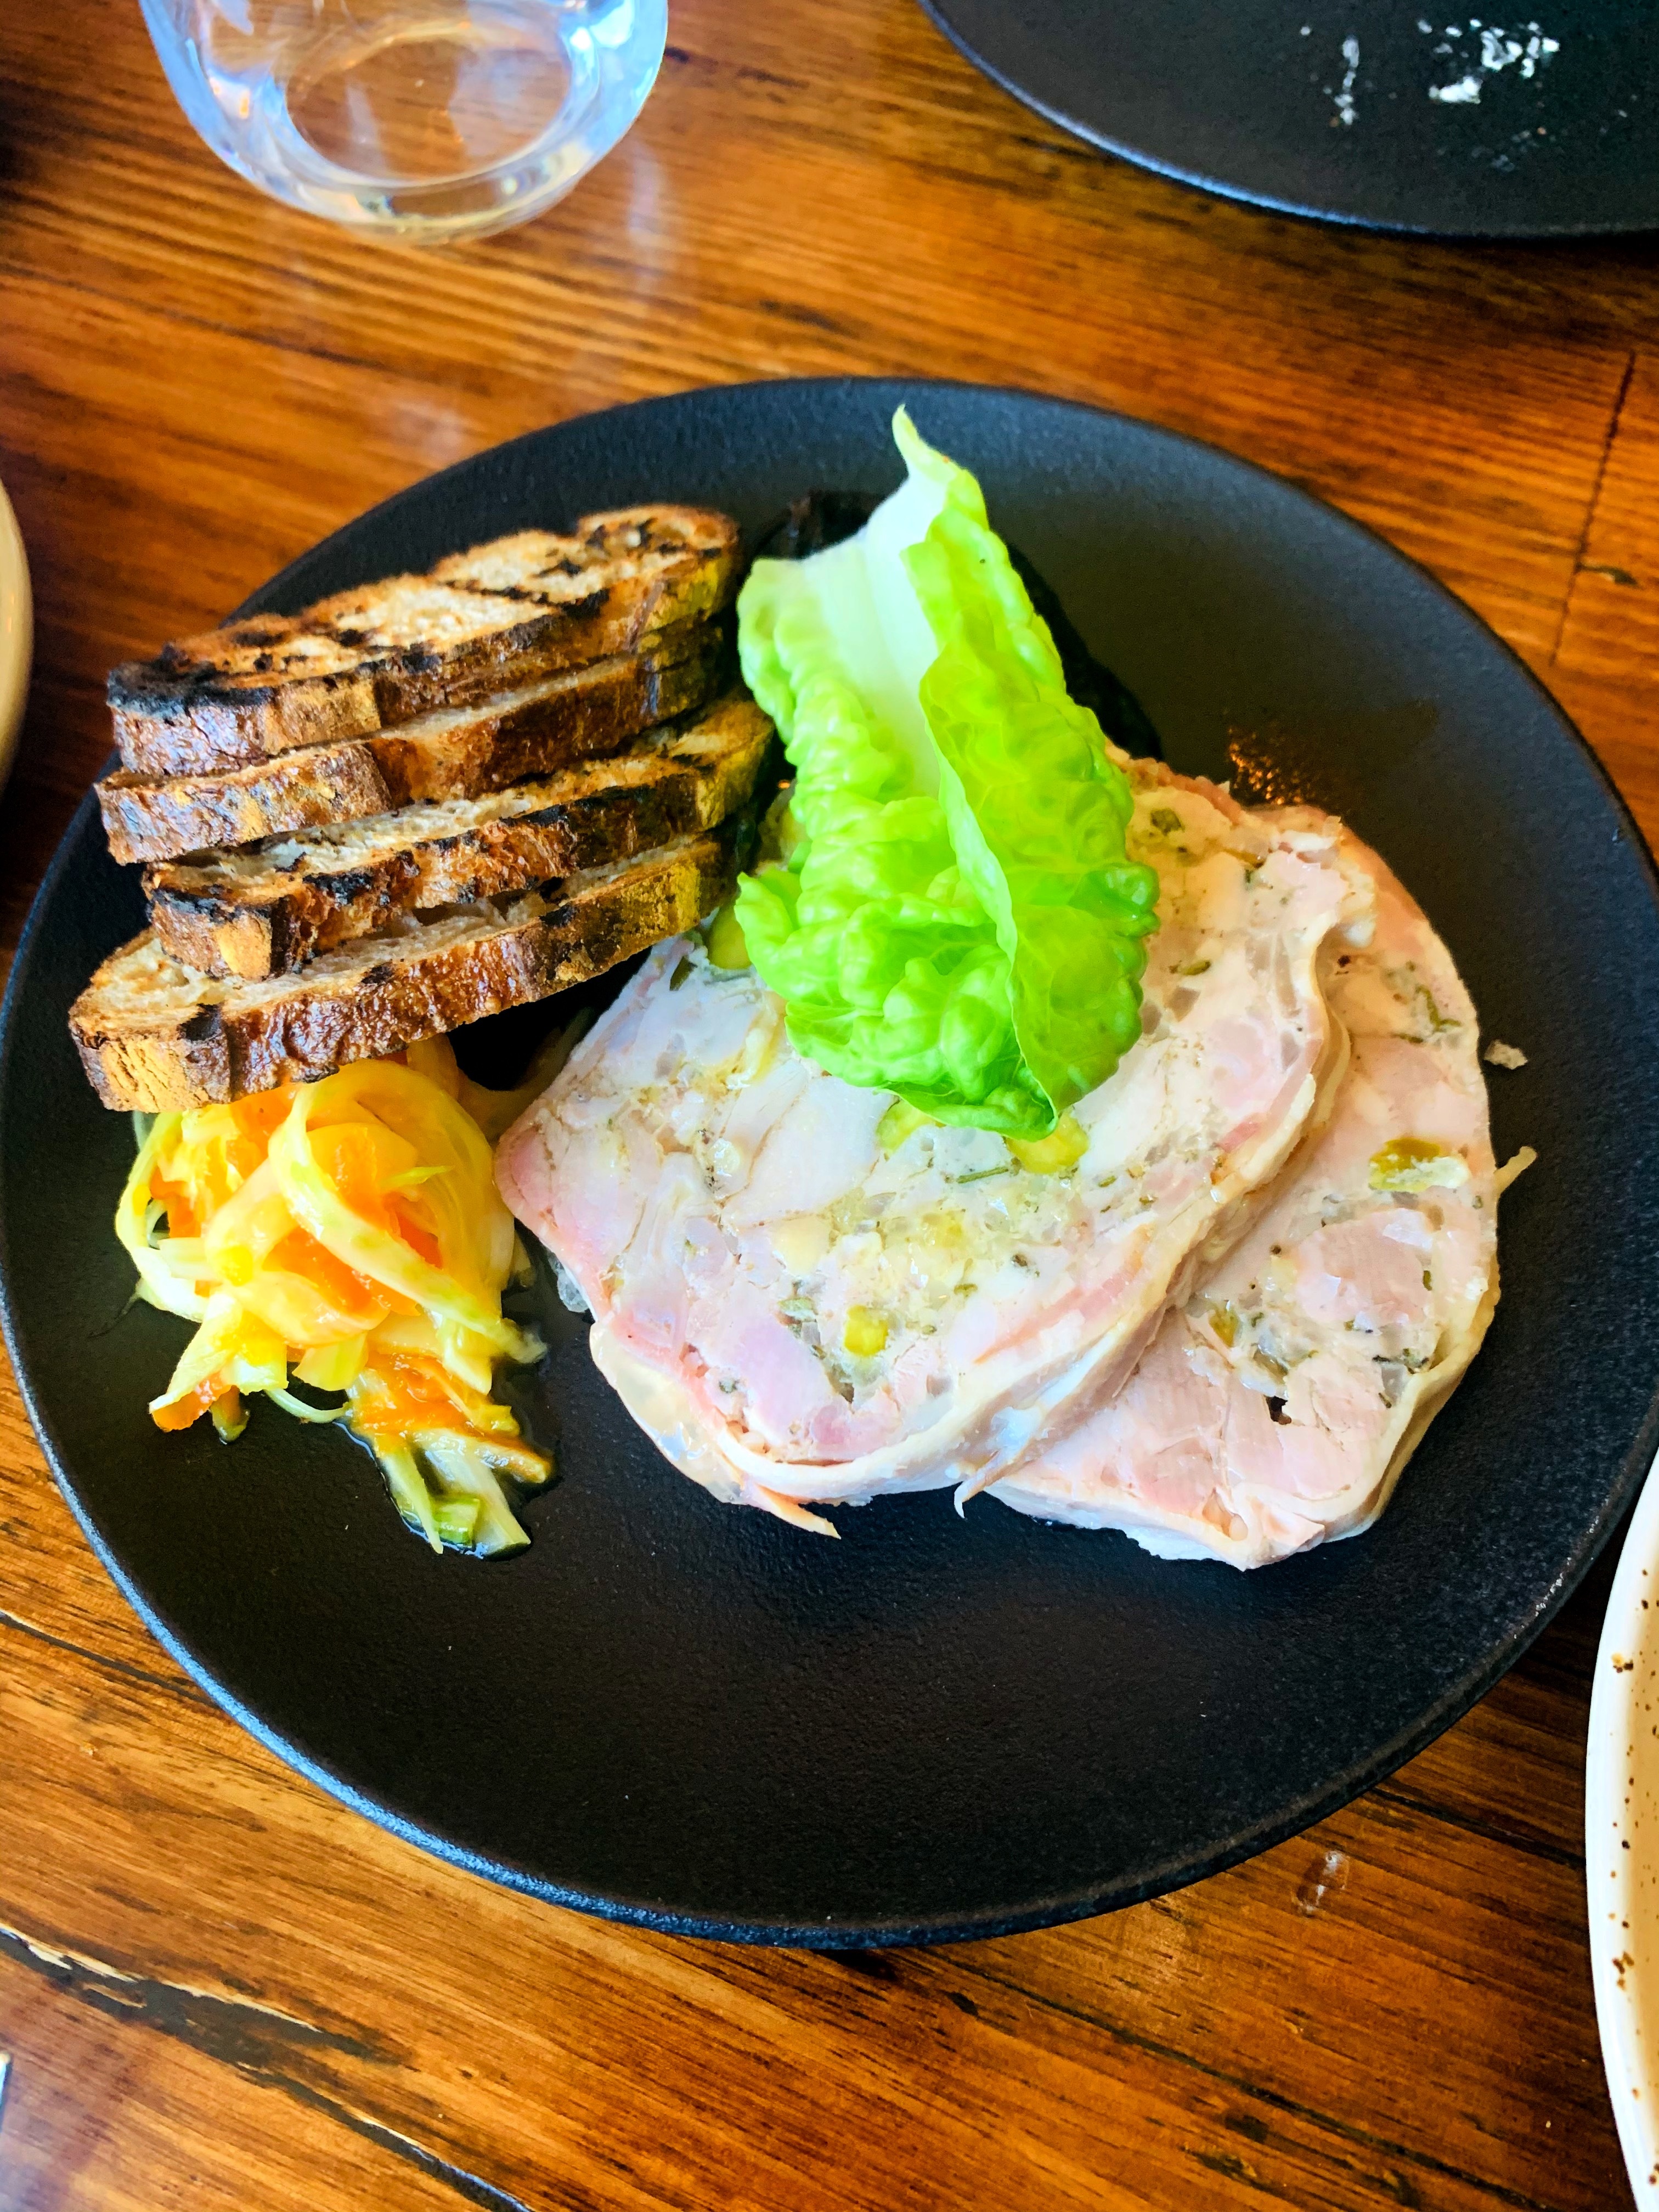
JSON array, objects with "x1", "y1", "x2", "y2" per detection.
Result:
[
  {"x1": 108, "y1": 507, "x2": 741, "y2": 776},
  {"x1": 143, "y1": 696, "x2": 775, "y2": 980},
  {"x1": 71, "y1": 822, "x2": 752, "y2": 1112},
  {"x1": 98, "y1": 624, "x2": 725, "y2": 865}
]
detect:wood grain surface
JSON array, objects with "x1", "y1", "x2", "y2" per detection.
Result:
[{"x1": 1, "y1": 1, "x2": 1656, "y2": 2205}]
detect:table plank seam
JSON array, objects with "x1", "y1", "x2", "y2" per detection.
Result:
[
  {"x1": 1550, "y1": 351, "x2": 1639, "y2": 664},
  {"x1": 0, "y1": 1600, "x2": 214, "y2": 1709},
  {"x1": 950, "y1": 1956, "x2": 1572, "y2": 2212},
  {"x1": 0, "y1": 1917, "x2": 535, "y2": 2212},
  {"x1": 1005, "y1": 129, "x2": 1119, "y2": 172},
  {"x1": 1366, "y1": 1782, "x2": 1586, "y2": 1872}
]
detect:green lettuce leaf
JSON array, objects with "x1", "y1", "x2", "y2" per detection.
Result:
[{"x1": 735, "y1": 409, "x2": 1159, "y2": 1136}]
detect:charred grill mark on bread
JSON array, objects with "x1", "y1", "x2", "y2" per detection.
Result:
[
  {"x1": 75, "y1": 500, "x2": 764, "y2": 1113},
  {"x1": 97, "y1": 623, "x2": 729, "y2": 864},
  {"x1": 108, "y1": 507, "x2": 741, "y2": 776},
  {"x1": 142, "y1": 695, "x2": 775, "y2": 979},
  {"x1": 71, "y1": 820, "x2": 755, "y2": 1113}
]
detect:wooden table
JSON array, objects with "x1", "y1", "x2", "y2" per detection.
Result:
[{"x1": 2, "y1": 3, "x2": 1657, "y2": 2205}]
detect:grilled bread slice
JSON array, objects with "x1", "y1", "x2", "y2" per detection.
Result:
[
  {"x1": 109, "y1": 507, "x2": 741, "y2": 776},
  {"x1": 98, "y1": 624, "x2": 726, "y2": 865},
  {"x1": 72, "y1": 821, "x2": 752, "y2": 1113},
  {"x1": 144, "y1": 695, "x2": 775, "y2": 980}
]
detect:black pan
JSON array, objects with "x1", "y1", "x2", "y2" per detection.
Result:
[
  {"x1": 3, "y1": 377, "x2": 1654, "y2": 1944},
  {"x1": 922, "y1": 0, "x2": 1659, "y2": 238}
]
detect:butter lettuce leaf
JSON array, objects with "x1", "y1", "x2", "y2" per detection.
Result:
[{"x1": 735, "y1": 410, "x2": 1159, "y2": 1136}]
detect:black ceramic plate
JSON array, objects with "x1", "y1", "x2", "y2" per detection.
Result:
[
  {"x1": 922, "y1": 0, "x2": 1659, "y2": 237},
  {"x1": 5, "y1": 378, "x2": 1657, "y2": 1947}
]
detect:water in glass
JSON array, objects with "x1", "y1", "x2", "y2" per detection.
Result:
[{"x1": 141, "y1": 0, "x2": 667, "y2": 241}]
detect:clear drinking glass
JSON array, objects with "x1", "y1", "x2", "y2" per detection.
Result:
[{"x1": 140, "y1": 0, "x2": 667, "y2": 242}]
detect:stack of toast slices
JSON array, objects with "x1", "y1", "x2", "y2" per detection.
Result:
[{"x1": 71, "y1": 506, "x2": 776, "y2": 1112}]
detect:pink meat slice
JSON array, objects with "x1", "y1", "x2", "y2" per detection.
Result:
[
  {"x1": 496, "y1": 771, "x2": 1371, "y2": 1530},
  {"x1": 989, "y1": 817, "x2": 1506, "y2": 1567}
]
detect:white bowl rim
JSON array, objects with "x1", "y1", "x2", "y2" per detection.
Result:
[
  {"x1": 0, "y1": 478, "x2": 31, "y2": 791},
  {"x1": 1588, "y1": 1448, "x2": 1659, "y2": 2205}
]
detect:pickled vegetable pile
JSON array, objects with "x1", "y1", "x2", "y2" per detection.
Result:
[{"x1": 118, "y1": 1040, "x2": 548, "y2": 1554}]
